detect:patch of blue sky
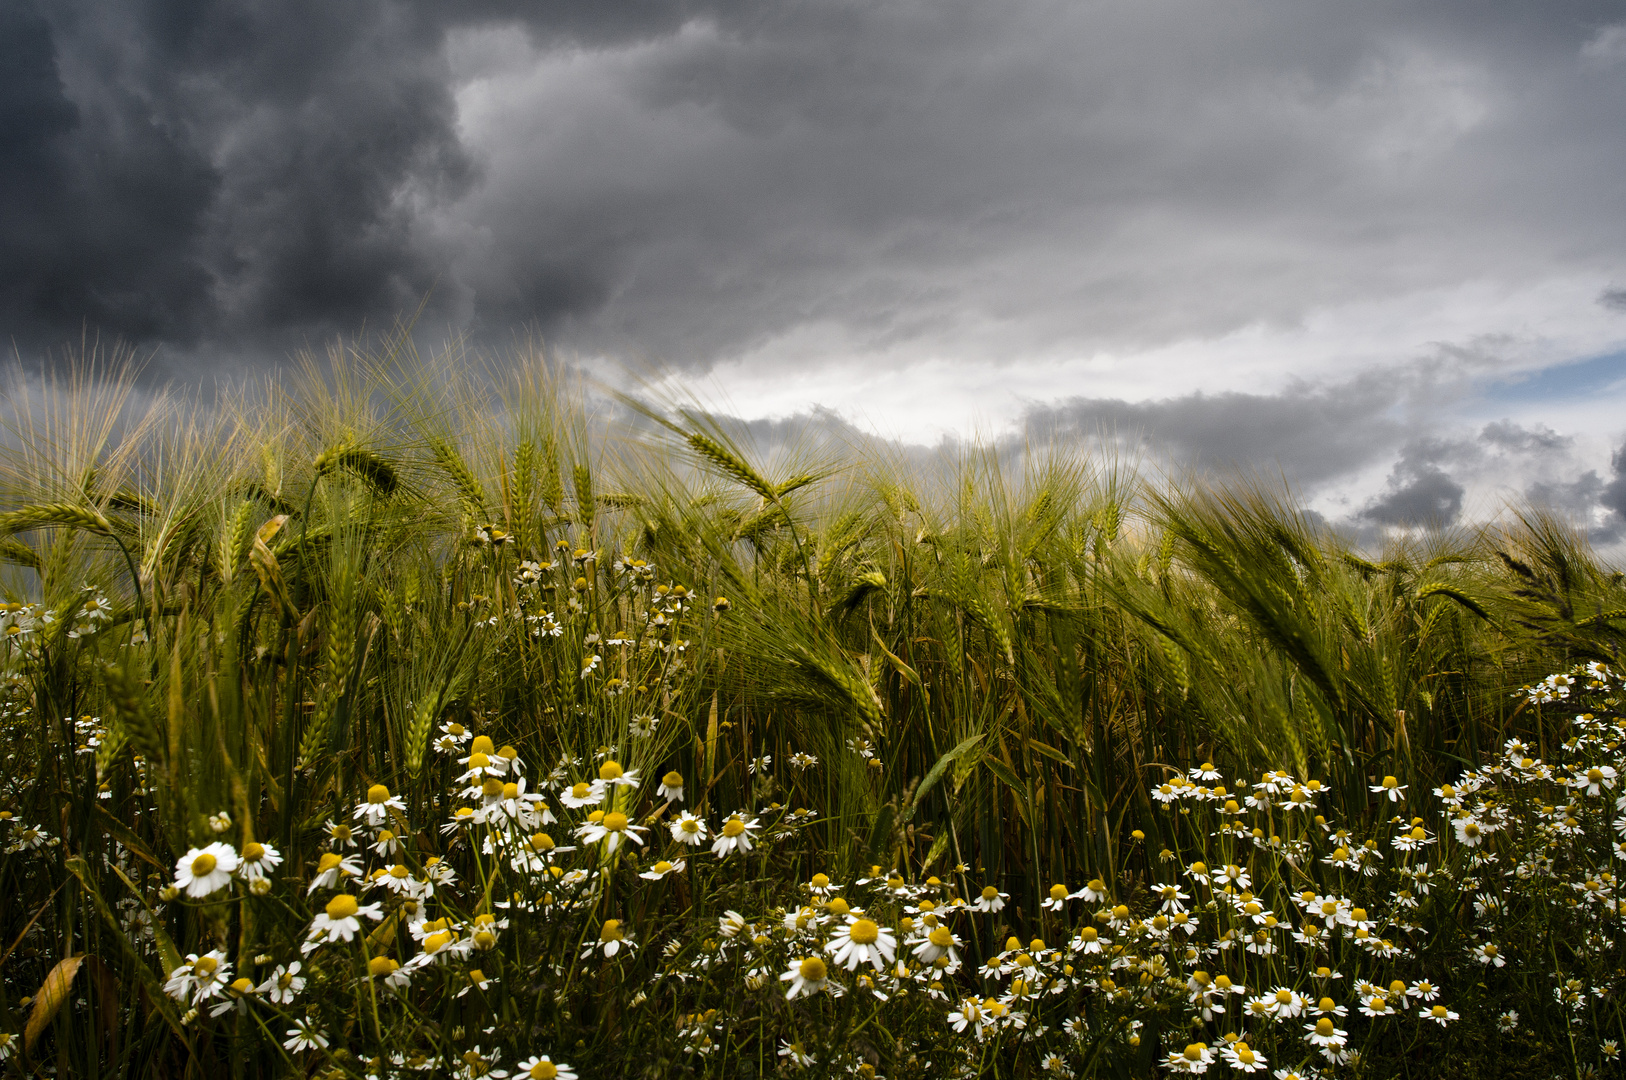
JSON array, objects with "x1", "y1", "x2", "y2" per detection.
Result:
[{"x1": 1480, "y1": 350, "x2": 1626, "y2": 406}]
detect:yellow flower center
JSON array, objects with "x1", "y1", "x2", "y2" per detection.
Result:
[
  {"x1": 929, "y1": 927, "x2": 954, "y2": 947},
  {"x1": 1317, "y1": 997, "x2": 1335, "y2": 1012},
  {"x1": 194, "y1": 956, "x2": 218, "y2": 976},
  {"x1": 981, "y1": 886, "x2": 999, "y2": 901},
  {"x1": 531, "y1": 832, "x2": 554, "y2": 850},
  {"x1": 826, "y1": 897, "x2": 850, "y2": 916},
  {"x1": 848, "y1": 918, "x2": 880, "y2": 945},
  {"x1": 1431, "y1": 1005, "x2": 1448, "y2": 1019},
  {"x1": 799, "y1": 956, "x2": 828, "y2": 980},
  {"x1": 191, "y1": 853, "x2": 218, "y2": 876},
  {"x1": 1316, "y1": 1018, "x2": 1335, "y2": 1036},
  {"x1": 1235, "y1": 1045, "x2": 1255, "y2": 1064},
  {"x1": 499, "y1": 782, "x2": 518, "y2": 800},
  {"x1": 368, "y1": 956, "x2": 398, "y2": 976},
  {"x1": 390, "y1": 864, "x2": 410, "y2": 878},
  {"x1": 529, "y1": 1064, "x2": 558, "y2": 1080},
  {"x1": 603, "y1": 812, "x2": 629, "y2": 832},
  {"x1": 651, "y1": 861, "x2": 673, "y2": 873},
  {"x1": 601, "y1": 919, "x2": 623, "y2": 941},
  {"x1": 570, "y1": 783, "x2": 591, "y2": 799},
  {"x1": 468, "y1": 752, "x2": 490, "y2": 770},
  {"x1": 243, "y1": 842, "x2": 265, "y2": 861},
  {"x1": 1080, "y1": 927, "x2": 1098, "y2": 942},
  {"x1": 811, "y1": 873, "x2": 831, "y2": 889},
  {"x1": 482, "y1": 778, "x2": 504, "y2": 798},
  {"x1": 424, "y1": 932, "x2": 452, "y2": 954},
  {"x1": 1049, "y1": 884, "x2": 1067, "y2": 901},
  {"x1": 326, "y1": 895, "x2": 359, "y2": 919},
  {"x1": 1184, "y1": 1044, "x2": 1206, "y2": 1062},
  {"x1": 471, "y1": 735, "x2": 495, "y2": 755},
  {"x1": 662, "y1": 771, "x2": 683, "y2": 788},
  {"x1": 681, "y1": 818, "x2": 700, "y2": 833},
  {"x1": 367, "y1": 784, "x2": 391, "y2": 804},
  {"x1": 599, "y1": 761, "x2": 623, "y2": 782},
  {"x1": 1276, "y1": 989, "x2": 1293, "y2": 1004},
  {"x1": 722, "y1": 818, "x2": 745, "y2": 837}
]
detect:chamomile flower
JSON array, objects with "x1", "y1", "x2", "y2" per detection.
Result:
[
  {"x1": 1166, "y1": 1042, "x2": 1215, "y2": 1074},
  {"x1": 1370, "y1": 775, "x2": 1407, "y2": 802},
  {"x1": 307, "y1": 851, "x2": 363, "y2": 893},
  {"x1": 515, "y1": 1056, "x2": 577, "y2": 1080},
  {"x1": 1220, "y1": 1042, "x2": 1267, "y2": 1073},
  {"x1": 173, "y1": 842, "x2": 239, "y2": 898},
  {"x1": 1453, "y1": 816, "x2": 1489, "y2": 847},
  {"x1": 1576, "y1": 765, "x2": 1618, "y2": 796},
  {"x1": 1423, "y1": 1004, "x2": 1459, "y2": 1026},
  {"x1": 584, "y1": 918, "x2": 634, "y2": 958},
  {"x1": 670, "y1": 810, "x2": 709, "y2": 846},
  {"x1": 236, "y1": 841, "x2": 282, "y2": 884},
  {"x1": 1304, "y1": 1016, "x2": 1347, "y2": 1051},
  {"x1": 781, "y1": 955, "x2": 834, "y2": 998},
  {"x1": 912, "y1": 925, "x2": 962, "y2": 965},
  {"x1": 639, "y1": 859, "x2": 685, "y2": 880},
  {"x1": 778, "y1": 1040, "x2": 816, "y2": 1068},
  {"x1": 164, "y1": 950, "x2": 231, "y2": 1003},
  {"x1": 1068, "y1": 878, "x2": 1107, "y2": 903},
  {"x1": 302, "y1": 893, "x2": 383, "y2": 954},
  {"x1": 591, "y1": 759, "x2": 639, "y2": 796},
  {"x1": 947, "y1": 997, "x2": 993, "y2": 1039},
  {"x1": 657, "y1": 771, "x2": 685, "y2": 802},
  {"x1": 207, "y1": 977, "x2": 258, "y2": 1017},
  {"x1": 258, "y1": 962, "x2": 304, "y2": 1004},
  {"x1": 827, "y1": 914, "x2": 897, "y2": 971},
  {"x1": 283, "y1": 1018, "x2": 328, "y2": 1053},
  {"x1": 972, "y1": 886, "x2": 1008, "y2": 913},
  {"x1": 557, "y1": 781, "x2": 602, "y2": 809},
  {"x1": 574, "y1": 810, "x2": 648, "y2": 853},
  {"x1": 711, "y1": 813, "x2": 760, "y2": 857},
  {"x1": 354, "y1": 783, "x2": 407, "y2": 827}
]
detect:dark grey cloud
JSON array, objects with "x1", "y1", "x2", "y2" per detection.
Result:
[
  {"x1": 1360, "y1": 438, "x2": 1471, "y2": 526},
  {"x1": 1602, "y1": 287, "x2": 1626, "y2": 312},
  {"x1": 1017, "y1": 372, "x2": 1408, "y2": 488},
  {"x1": 1359, "y1": 419, "x2": 1612, "y2": 530},
  {"x1": 1, "y1": 0, "x2": 1624, "y2": 388}
]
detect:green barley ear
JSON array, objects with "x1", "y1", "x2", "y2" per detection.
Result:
[
  {"x1": 513, "y1": 440, "x2": 536, "y2": 550},
  {"x1": 225, "y1": 498, "x2": 258, "y2": 580},
  {"x1": 318, "y1": 444, "x2": 401, "y2": 498},
  {"x1": 299, "y1": 695, "x2": 335, "y2": 771},
  {"x1": 572, "y1": 463, "x2": 595, "y2": 525},
  {"x1": 0, "y1": 538, "x2": 40, "y2": 571},
  {"x1": 102, "y1": 662, "x2": 164, "y2": 772},
  {"x1": 404, "y1": 695, "x2": 437, "y2": 778},
  {"x1": 684, "y1": 430, "x2": 776, "y2": 502},
  {"x1": 0, "y1": 502, "x2": 116, "y2": 538},
  {"x1": 540, "y1": 435, "x2": 564, "y2": 512},
  {"x1": 429, "y1": 437, "x2": 487, "y2": 514}
]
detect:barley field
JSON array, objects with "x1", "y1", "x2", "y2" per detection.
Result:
[{"x1": 0, "y1": 350, "x2": 1623, "y2": 1078}]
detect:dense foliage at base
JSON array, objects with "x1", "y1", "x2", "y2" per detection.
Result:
[{"x1": 0, "y1": 353, "x2": 1623, "y2": 1078}]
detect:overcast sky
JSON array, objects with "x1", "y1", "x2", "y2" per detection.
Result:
[{"x1": 6, "y1": 0, "x2": 1626, "y2": 538}]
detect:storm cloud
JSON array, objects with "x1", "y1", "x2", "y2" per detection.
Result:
[{"x1": 5, "y1": 0, "x2": 1626, "y2": 542}]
